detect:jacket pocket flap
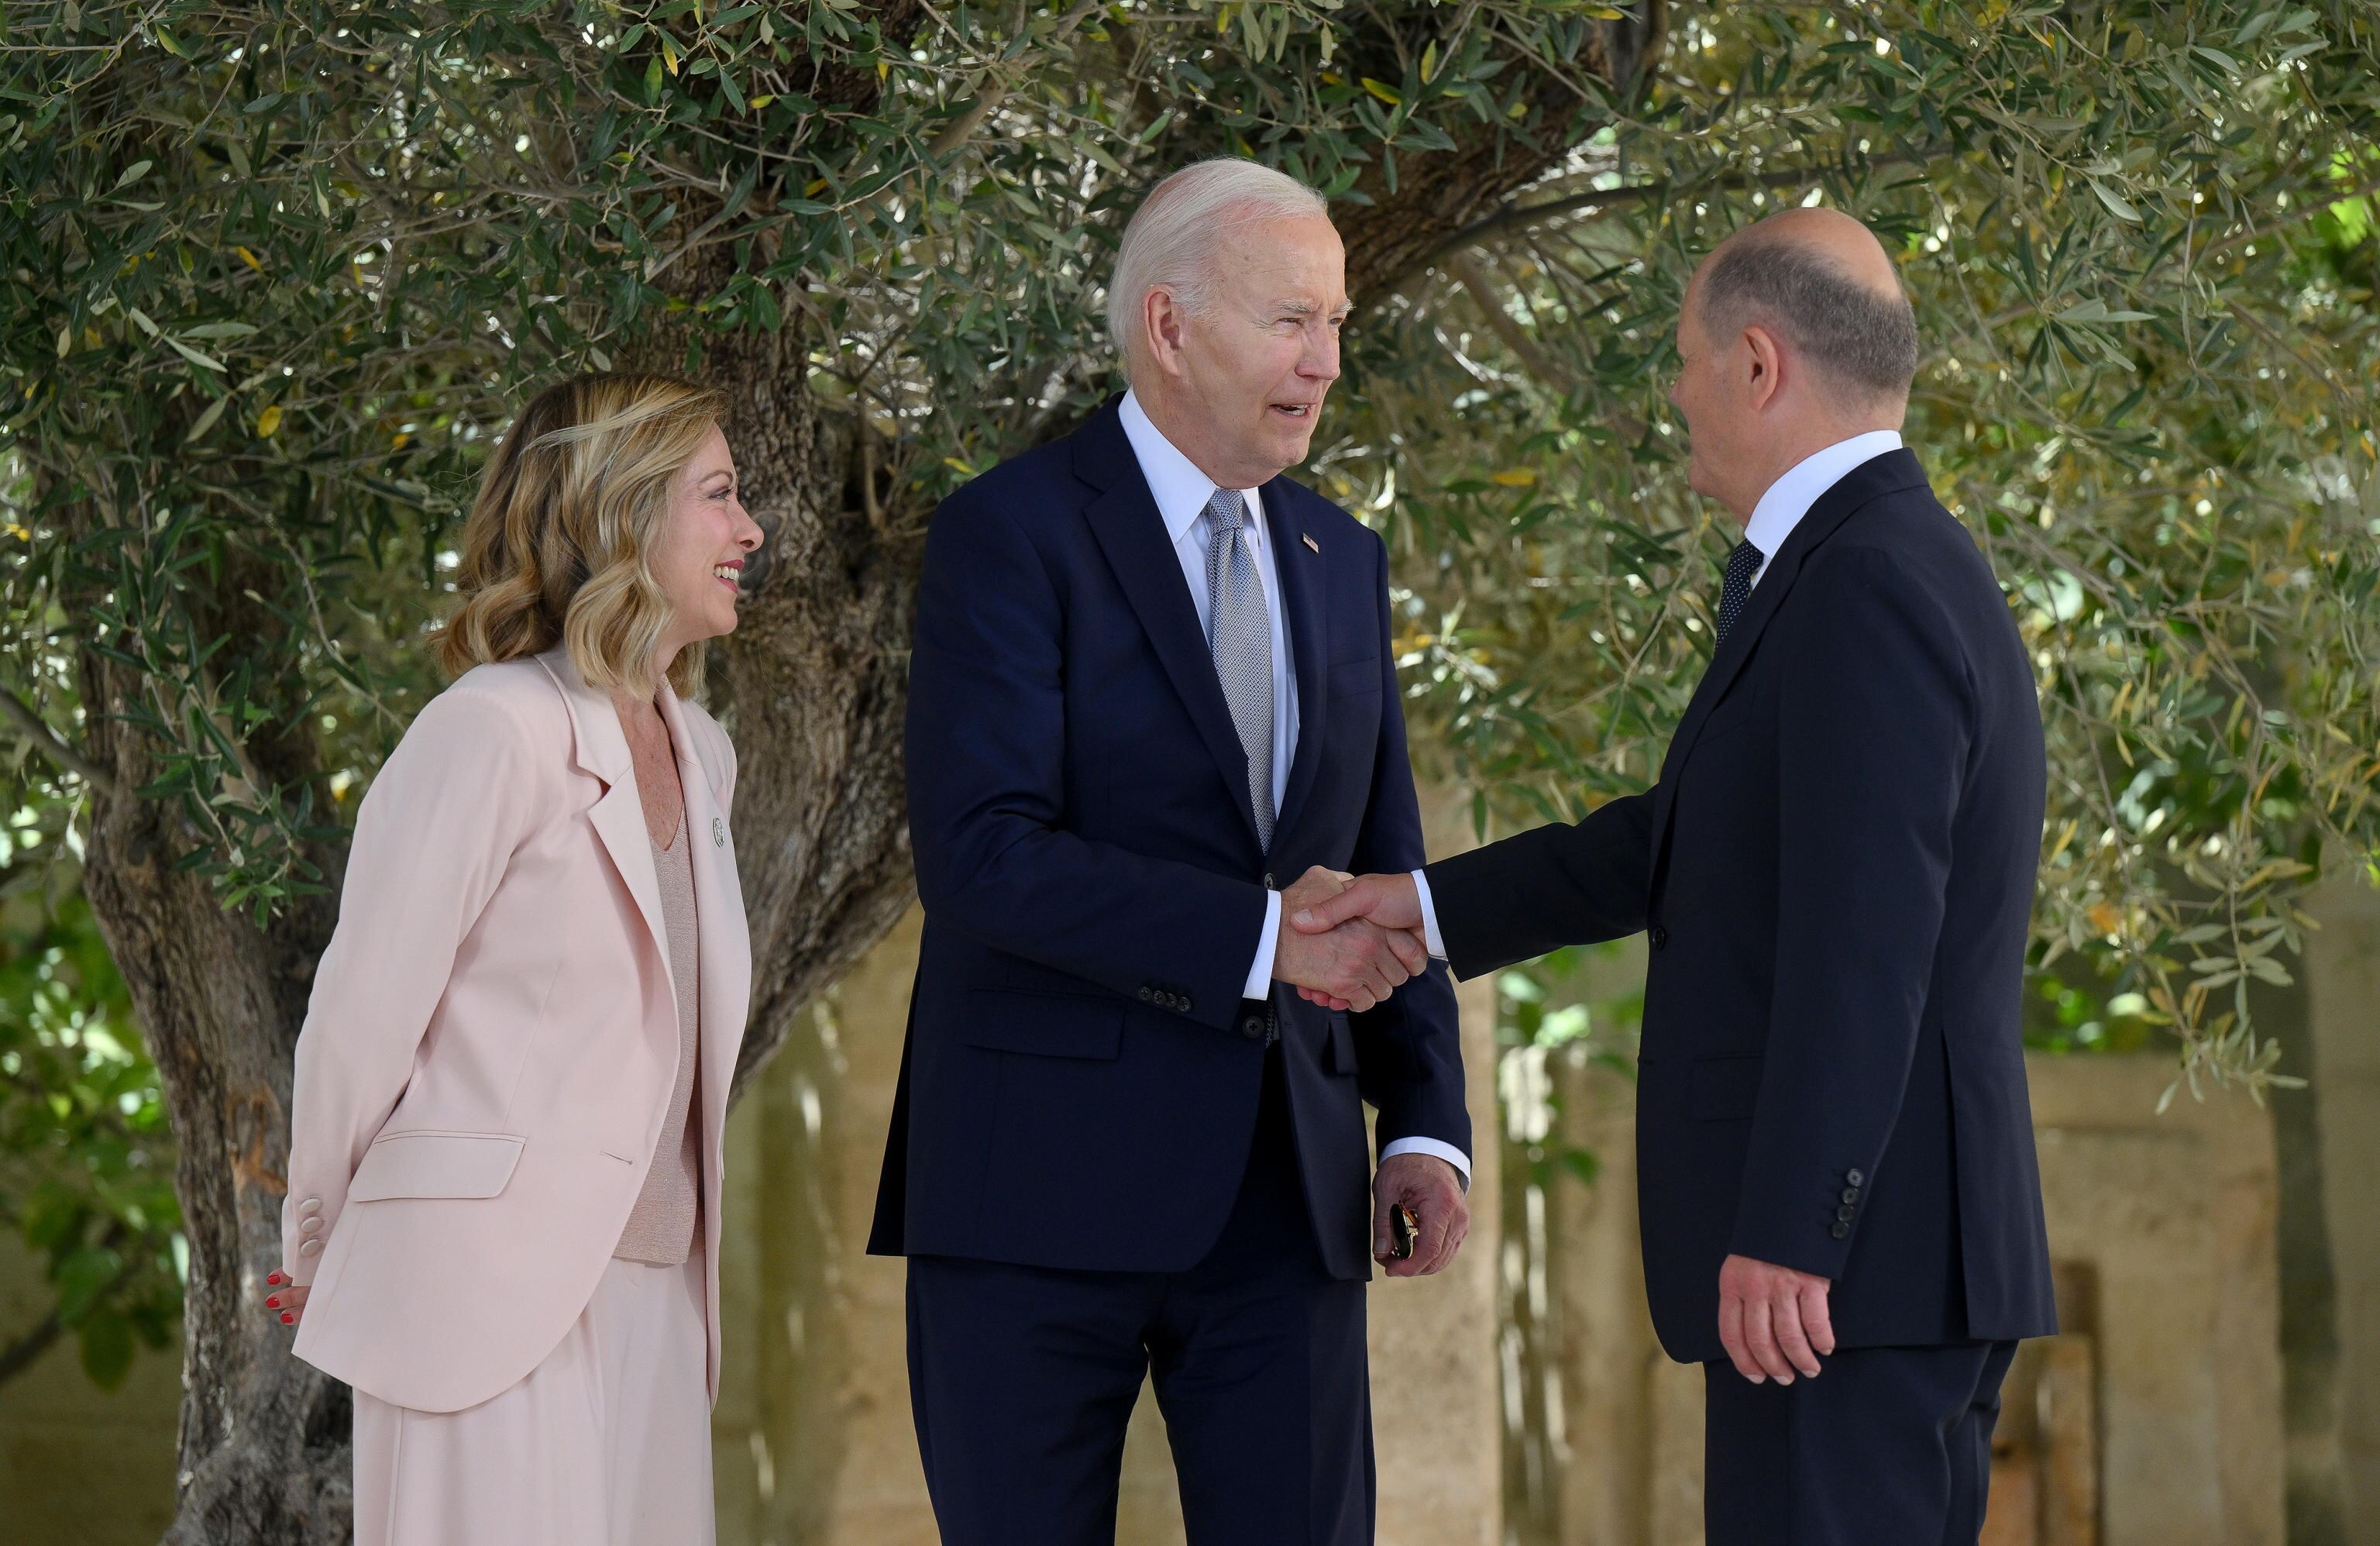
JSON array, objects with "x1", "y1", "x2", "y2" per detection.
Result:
[
  {"x1": 1326, "y1": 656, "x2": 1382, "y2": 696},
  {"x1": 963, "y1": 989, "x2": 1126, "y2": 1060},
  {"x1": 349, "y1": 1131, "x2": 527, "y2": 1201}
]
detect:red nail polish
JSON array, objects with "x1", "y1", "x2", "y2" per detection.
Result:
[
  {"x1": 266, "y1": 1296, "x2": 280, "y2": 1309},
  {"x1": 267, "y1": 1271, "x2": 284, "y2": 1285},
  {"x1": 280, "y1": 1312, "x2": 294, "y2": 1324}
]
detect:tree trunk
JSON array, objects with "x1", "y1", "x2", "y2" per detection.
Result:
[
  {"x1": 76, "y1": 640, "x2": 351, "y2": 1544},
  {"x1": 652, "y1": 296, "x2": 930, "y2": 1096}
]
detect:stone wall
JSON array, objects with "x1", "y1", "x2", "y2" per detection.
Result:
[
  {"x1": 2307, "y1": 869, "x2": 2380, "y2": 1543},
  {"x1": 1544, "y1": 1048, "x2": 2285, "y2": 1546},
  {"x1": 0, "y1": 1231, "x2": 181, "y2": 1543}
]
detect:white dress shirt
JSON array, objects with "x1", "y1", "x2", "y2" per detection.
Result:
[
  {"x1": 1410, "y1": 430, "x2": 1907, "y2": 963},
  {"x1": 1121, "y1": 391, "x2": 1468, "y2": 1185},
  {"x1": 1741, "y1": 430, "x2": 1904, "y2": 588}
]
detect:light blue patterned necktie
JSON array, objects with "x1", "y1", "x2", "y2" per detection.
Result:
[{"x1": 1204, "y1": 487, "x2": 1274, "y2": 847}]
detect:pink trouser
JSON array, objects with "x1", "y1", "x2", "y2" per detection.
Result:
[{"x1": 352, "y1": 1248, "x2": 713, "y2": 1546}]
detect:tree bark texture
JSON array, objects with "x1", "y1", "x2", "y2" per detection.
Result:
[{"x1": 76, "y1": 631, "x2": 350, "y2": 1545}]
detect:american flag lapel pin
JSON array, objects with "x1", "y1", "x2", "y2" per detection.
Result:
[{"x1": 1302, "y1": 532, "x2": 1320, "y2": 554}]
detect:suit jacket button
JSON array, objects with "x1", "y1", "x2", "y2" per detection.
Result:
[
  {"x1": 1841, "y1": 1187, "x2": 1860, "y2": 1205},
  {"x1": 298, "y1": 1198, "x2": 322, "y2": 1216},
  {"x1": 1264, "y1": 872, "x2": 1277, "y2": 889},
  {"x1": 1138, "y1": 988, "x2": 1154, "y2": 1003},
  {"x1": 1242, "y1": 1015, "x2": 1267, "y2": 1041},
  {"x1": 299, "y1": 1239, "x2": 324, "y2": 1257},
  {"x1": 299, "y1": 1216, "x2": 322, "y2": 1234},
  {"x1": 1649, "y1": 923, "x2": 1670, "y2": 949},
  {"x1": 1836, "y1": 1205, "x2": 1856, "y2": 1222},
  {"x1": 1829, "y1": 1222, "x2": 1850, "y2": 1240},
  {"x1": 1845, "y1": 1169, "x2": 1865, "y2": 1187}
]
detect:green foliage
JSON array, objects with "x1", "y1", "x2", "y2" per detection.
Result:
[
  {"x1": 1322, "y1": 0, "x2": 2380, "y2": 1097},
  {"x1": 0, "y1": 0, "x2": 1619, "y2": 890},
  {"x1": 0, "y1": 0, "x2": 2365, "y2": 1328},
  {"x1": 0, "y1": 802, "x2": 180, "y2": 1389}
]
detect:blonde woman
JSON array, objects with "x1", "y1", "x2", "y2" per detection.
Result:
[{"x1": 265, "y1": 374, "x2": 762, "y2": 1546}]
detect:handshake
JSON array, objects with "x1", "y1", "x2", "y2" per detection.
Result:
[{"x1": 1270, "y1": 867, "x2": 1430, "y2": 1013}]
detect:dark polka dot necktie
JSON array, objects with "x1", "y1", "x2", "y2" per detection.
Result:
[{"x1": 1715, "y1": 539, "x2": 1764, "y2": 647}]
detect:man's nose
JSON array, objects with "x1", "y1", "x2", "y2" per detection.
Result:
[{"x1": 1303, "y1": 332, "x2": 1341, "y2": 381}]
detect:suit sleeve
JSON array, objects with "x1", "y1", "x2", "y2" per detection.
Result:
[
  {"x1": 280, "y1": 689, "x2": 547, "y2": 1284},
  {"x1": 1344, "y1": 532, "x2": 1470, "y2": 1165},
  {"x1": 1727, "y1": 547, "x2": 1969, "y2": 1279},
  {"x1": 1419, "y1": 792, "x2": 1656, "y2": 983},
  {"x1": 906, "y1": 493, "x2": 1271, "y2": 1031}
]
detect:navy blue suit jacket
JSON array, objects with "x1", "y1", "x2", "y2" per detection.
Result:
[
  {"x1": 868, "y1": 397, "x2": 1468, "y2": 1282},
  {"x1": 1425, "y1": 450, "x2": 2058, "y2": 1362}
]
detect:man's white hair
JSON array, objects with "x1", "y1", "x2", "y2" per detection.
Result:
[{"x1": 1105, "y1": 158, "x2": 1331, "y2": 382}]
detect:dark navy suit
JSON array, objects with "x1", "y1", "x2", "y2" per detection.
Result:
[
  {"x1": 1423, "y1": 450, "x2": 2057, "y2": 1544},
  {"x1": 870, "y1": 396, "x2": 1467, "y2": 1544}
]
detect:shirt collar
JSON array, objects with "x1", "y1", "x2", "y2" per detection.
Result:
[
  {"x1": 1742, "y1": 429, "x2": 1904, "y2": 565},
  {"x1": 1119, "y1": 389, "x2": 1264, "y2": 549}
]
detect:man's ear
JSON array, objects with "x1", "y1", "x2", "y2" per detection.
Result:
[
  {"x1": 1742, "y1": 324, "x2": 1786, "y2": 413},
  {"x1": 1141, "y1": 288, "x2": 1188, "y2": 380}
]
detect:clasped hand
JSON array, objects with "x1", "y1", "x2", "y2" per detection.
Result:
[{"x1": 1271, "y1": 870, "x2": 1427, "y2": 1012}]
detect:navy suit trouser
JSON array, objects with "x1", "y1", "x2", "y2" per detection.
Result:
[
  {"x1": 906, "y1": 1045, "x2": 1373, "y2": 1546},
  {"x1": 1703, "y1": 1339, "x2": 2019, "y2": 1544}
]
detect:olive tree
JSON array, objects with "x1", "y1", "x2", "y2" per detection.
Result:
[{"x1": 2, "y1": 0, "x2": 2374, "y2": 1539}]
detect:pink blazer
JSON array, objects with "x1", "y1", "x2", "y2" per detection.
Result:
[{"x1": 280, "y1": 646, "x2": 751, "y2": 1413}]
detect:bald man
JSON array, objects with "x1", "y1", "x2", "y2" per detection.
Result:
[{"x1": 1293, "y1": 209, "x2": 2056, "y2": 1543}]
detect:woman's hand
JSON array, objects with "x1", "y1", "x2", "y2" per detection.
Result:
[{"x1": 264, "y1": 1269, "x2": 309, "y2": 1327}]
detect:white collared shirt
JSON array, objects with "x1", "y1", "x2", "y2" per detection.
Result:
[
  {"x1": 1120, "y1": 391, "x2": 1469, "y2": 1186},
  {"x1": 1119, "y1": 390, "x2": 1300, "y2": 838},
  {"x1": 1742, "y1": 430, "x2": 1904, "y2": 588},
  {"x1": 1409, "y1": 430, "x2": 1907, "y2": 964}
]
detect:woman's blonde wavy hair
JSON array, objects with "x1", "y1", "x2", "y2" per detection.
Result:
[{"x1": 436, "y1": 373, "x2": 727, "y2": 701}]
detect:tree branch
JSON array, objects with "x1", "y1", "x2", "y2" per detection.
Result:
[
  {"x1": 1446, "y1": 251, "x2": 1570, "y2": 386},
  {"x1": 0, "y1": 1309, "x2": 62, "y2": 1390},
  {"x1": 1395, "y1": 151, "x2": 1932, "y2": 292},
  {"x1": 0, "y1": 687, "x2": 112, "y2": 790}
]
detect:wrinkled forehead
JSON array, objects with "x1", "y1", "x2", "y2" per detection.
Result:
[{"x1": 1216, "y1": 215, "x2": 1348, "y2": 304}]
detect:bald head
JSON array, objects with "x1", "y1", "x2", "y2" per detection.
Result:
[{"x1": 1692, "y1": 207, "x2": 1917, "y2": 405}]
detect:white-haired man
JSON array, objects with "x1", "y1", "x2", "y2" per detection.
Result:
[{"x1": 869, "y1": 158, "x2": 1473, "y2": 1544}]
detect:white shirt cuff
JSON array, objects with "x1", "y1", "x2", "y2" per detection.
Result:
[
  {"x1": 1381, "y1": 1136, "x2": 1471, "y2": 1190},
  {"x1": 1243, "y1": 887, "x2": 1283, "y2": 1000},
  {"x1": 1410, "y1": 869, "x2": 1446, "y2": 960}
]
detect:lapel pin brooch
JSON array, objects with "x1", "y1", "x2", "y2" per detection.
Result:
[
  {"x1": 713, "y1": 817, "x2": 726, "y2": 849},
  {"x1": 1302, "y1": 533, "x2": 1320, "y2": 553}
]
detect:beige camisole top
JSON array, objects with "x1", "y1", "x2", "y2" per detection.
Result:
[{"x1": 614, "y1": 811, "x2": 702, "y2": 1265}]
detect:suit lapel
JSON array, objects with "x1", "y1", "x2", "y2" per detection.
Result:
[
  {"x1": 1075, "y1": 401, "x2": 1267, "y2": 850},
  {"x1": 1647, "y1": 449, "x2": 1935, "y2": 850},
  {"x1": 1264, "y1": 476, "x2": 1329, "y2": 852},
  {"x1": 538, "y1": 649, "x2": 675, "y2": 1021},
  {"x1": 655, "y1": 688, "x2": 751, "y2": 1141}
]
